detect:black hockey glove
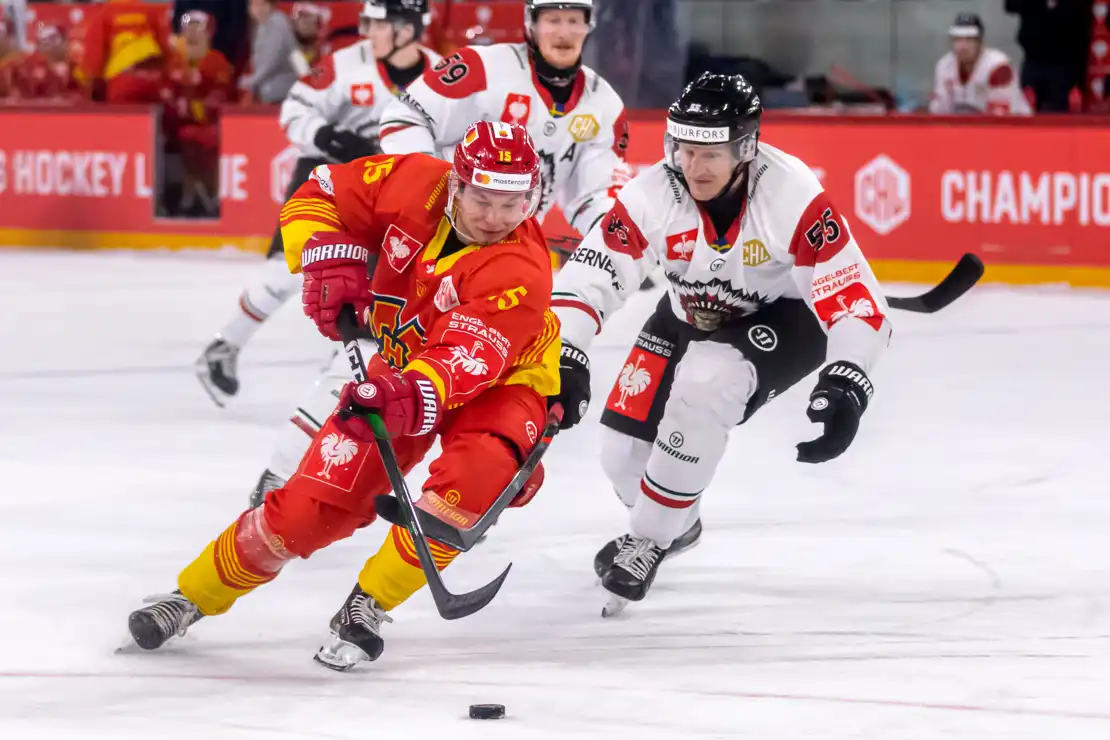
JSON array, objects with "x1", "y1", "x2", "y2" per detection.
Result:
[
  {"x1": 314, "y1": 126, "x2": 381, "y2": 163},
  {"x1": 796, "y1": 361, "x2": 873, "y2": 464},
  {"x1": 550, "y1": 343, "x2": 591, "y2": 431}
]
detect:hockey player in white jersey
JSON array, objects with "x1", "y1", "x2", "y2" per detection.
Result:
[
  {"x1": 377, "y1": 0, "x2": 631, "y2": 244},
  {"x1": 195, "y1": 0, "x2": 439, "y2": 407},
  {"x1": 929, "y1": 12, "x2": 1030, "y2": 116},
  {"x1": 547, "y1": 73, "x2": 893, "y2": 615}
]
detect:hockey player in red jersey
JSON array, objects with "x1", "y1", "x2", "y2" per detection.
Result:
[
  {"x1": 163, "y1": 11, "x2": 235, "y2": 216},
  {"x1": 548, "y1": 73, "x2": 892, "y2": 615},
  {"x1": 195, "y1": 0, "x2": 438, "y2": 409},
  {"x1": 127, "y1": 120, "x2": 561, "y2": 669}
]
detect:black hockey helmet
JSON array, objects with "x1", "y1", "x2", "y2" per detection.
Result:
[
  {"x1": 948, "y1": 12, "x2": 984, "y2": 39},
  {"x1": 665, "y1": 72, "x2": 762, "y2": 184},
  {"x1": 360, "y1": 0, "x2": 430, "y2": 38}
]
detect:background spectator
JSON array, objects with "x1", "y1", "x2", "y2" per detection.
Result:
[
  {"x1": 73, "y1": 0, "x2": 168, "y2": 103},
  {"x1": 18, "y1": 21, "x2": 78, "y2": 100},
  {"x1": 172, "y1": 0, "x2": 251, "y2": 75},
  {"x1": 0, "y1": 14, "x2": 24, "y2": 98},
  {"x1": 1, "y1": 0, "x2": 27, "y2": 51},
  {"x1": 163, "y1": 10, "x2": 234, "y2": 217},
  {"x1": 239, "y1": 0, "x2": 298, "y2": 104},
  {"x1": 289, "y1": 1, "x2": 328, "y2": 76},
  {"x1": 1005, "y1": 0, "x2": 1093, "y2": 112}
]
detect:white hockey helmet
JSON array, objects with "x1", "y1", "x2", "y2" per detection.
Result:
[{"x1": 524, "y1": 0, "x2": 596, "y2": 37}]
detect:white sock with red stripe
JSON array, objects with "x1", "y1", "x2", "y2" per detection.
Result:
[
  {"x1": 629, "y1": 340, "x2": 756, "y2": 547},
  {"x1": 600, "y1": 427, "x2": 653, "y2": 508},
  {"x1": 218, "y1": 256, "x2": 302, "y2": 348}
]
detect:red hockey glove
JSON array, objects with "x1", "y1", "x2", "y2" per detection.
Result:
[
  {"x1": 300, "y1": 232, "x2": 374, "y2": 341},
  {"x1": 335, "y1": 370, "x2": 440, "y2": 440}
]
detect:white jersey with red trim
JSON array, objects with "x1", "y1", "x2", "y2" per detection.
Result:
[
  {"x1": 552, "y1": 142, "x2": 892, "y2": 374},
  {"x1": 279, "y1": 41, "x2": 441, "y2": 160},
  {"x1": 378, "y1": 42, "x2": 631, "y2": 234},
  {"x1": 930, "y1": 46, "x2": 1030, "y2": 115}
]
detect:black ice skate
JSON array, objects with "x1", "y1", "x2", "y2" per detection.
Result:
[
  {"x1": 128, "y1": 591, "x2": 202, "y2": 650},
  {"x1": 593, "y1": 518, "x2": 702, "y2": 578},
  {"x1": 195, "y1": 337, "x2": 240, "y2": 407},
  {"x1": 314, "y1": 585, "x2": 393, "y2": 671},
  {"x1": 249, "y1": 468, "x2": 286, "y2": 509},
  {"x1": 600, "y1": 536, "x2": 668, "y2": 618}
]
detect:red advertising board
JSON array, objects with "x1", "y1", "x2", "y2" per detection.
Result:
[
  {"x1": 1, "y1": 106, "x2": 1109, "y2": 286},
  {"x1": 0, "y1": 107, "x2": 156, "y2": 234}
]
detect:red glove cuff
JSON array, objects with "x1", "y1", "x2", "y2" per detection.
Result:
[{"x1": 404, "y1": 370, "x2": 440, "y2": 436}]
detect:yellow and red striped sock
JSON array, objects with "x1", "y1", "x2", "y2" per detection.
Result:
[{"x1": 357, "y1": 525, "x2": 458, "y2": 611}]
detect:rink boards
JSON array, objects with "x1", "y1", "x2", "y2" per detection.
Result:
[{"x1": 1, "y1": 105, "x2": 1109, "y2": 286}]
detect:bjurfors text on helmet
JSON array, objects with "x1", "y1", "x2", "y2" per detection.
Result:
[{"x1": 666, "y1": 121, "x2": 731, "y2": 144}]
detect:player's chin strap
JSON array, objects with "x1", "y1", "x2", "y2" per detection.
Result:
[{"x1": 381, "y1": 19, "x2": 420, "y2": 66}]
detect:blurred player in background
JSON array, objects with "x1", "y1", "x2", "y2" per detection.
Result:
[
  {"x1": 930, "y1": 12, "x2": 1031, "y2": 116},
  {"x1": 163, "y1": 11, "x2": 235, "y2": 216},
  {"x1": 290, "y1": 1, "x2": 329, "y2": 76},
  {"x1": 17, "y1": 23, "x2": 78, "y2": 101},
  {"x1": 73, "y1": 0, "x2": 168, "y2": 103},
  {"x1": 195, "y1": 0, "x2": 439, "y2": 409},
  {"x1": 128, "y1": 122, "x2": 560, "y2": 671},
  {"x1": 379, "y1": 0, "x2": 631, "y2": 259},
  {"x1": 0, "y1": 15, "x2": 26, "y2": 99},
  {"x1": 549, "y1": 73, "x2": 892, "y2": 615},
  {"x1": 0, "y1": 0, "x2": 26, "y2": 51}
]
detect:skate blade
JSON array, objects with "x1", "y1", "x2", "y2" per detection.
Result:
[
  {"x1": 601, "y1": 594, "x2": 629, "y2": 618},
  {"x1": 195, "y1": 367, "x2": 229, "y2": 408},
  {"x1": 314, "y1": 637, "x2": 369, "y2": 672}
]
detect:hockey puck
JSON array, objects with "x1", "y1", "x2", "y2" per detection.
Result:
[{"x1": 468, "y1": 704, "x2": 505, "y2": 720}]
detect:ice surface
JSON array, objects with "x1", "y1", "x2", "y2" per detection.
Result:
[{"x1": 1, "y1": 250, "x2": 1109, "y2": 739}]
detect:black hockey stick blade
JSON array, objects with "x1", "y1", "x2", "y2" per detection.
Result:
[
  {"x1": 374, "y1": 404, "x2": 565, "y2": 552},
  {"x1": 337, "y1": 307, "x2": 509, "y2": 620},
  {"x1": 887, "y1": 253, "x2": 984, "y2": 314}
]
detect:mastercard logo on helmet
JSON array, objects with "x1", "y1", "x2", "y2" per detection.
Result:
[{"x1": 471, "y1": 168, "x2": 533, "y2": 192}]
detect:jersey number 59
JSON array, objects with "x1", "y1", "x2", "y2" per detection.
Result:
[{"x1": 434, "y1": 53, "x2": 471, "y2": 86}]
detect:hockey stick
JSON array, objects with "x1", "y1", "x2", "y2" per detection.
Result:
[
  {"x1": 550, "y1": 233, "x2": 983, "y2": 315},
  {"x1": 336, "y1": 308, "x2": 509, "y2": 621},
  {"x1": 885, "y1": 253, "x2": 984, "y2": 313},
  {"x1": 374, "y1": 404, "x2": 564, "y2": 552}
]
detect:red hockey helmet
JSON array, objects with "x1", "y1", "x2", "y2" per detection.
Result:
[{"x1": 447, "y1": 121, "x2": 542, "y2": 242}]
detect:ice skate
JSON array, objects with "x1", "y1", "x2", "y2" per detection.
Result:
[
  {"x1": 314, "y1": 585, "x2": 393, "y2": 671},
  {"x1": 600, "y1": 536, "x2": 667, "y2": 617},
  {"x1": 195, "y1": 337, "x2": 240, "y2": 407},
  {"x1": 248, "y1": 468, "x2": 286, "y2": 509},
  {"x1": 127, "y1": 591, "x2": 202, "y2": 650},
  {"x1": 593, "y1": 518, "x2": 701, "y2": 578}
]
